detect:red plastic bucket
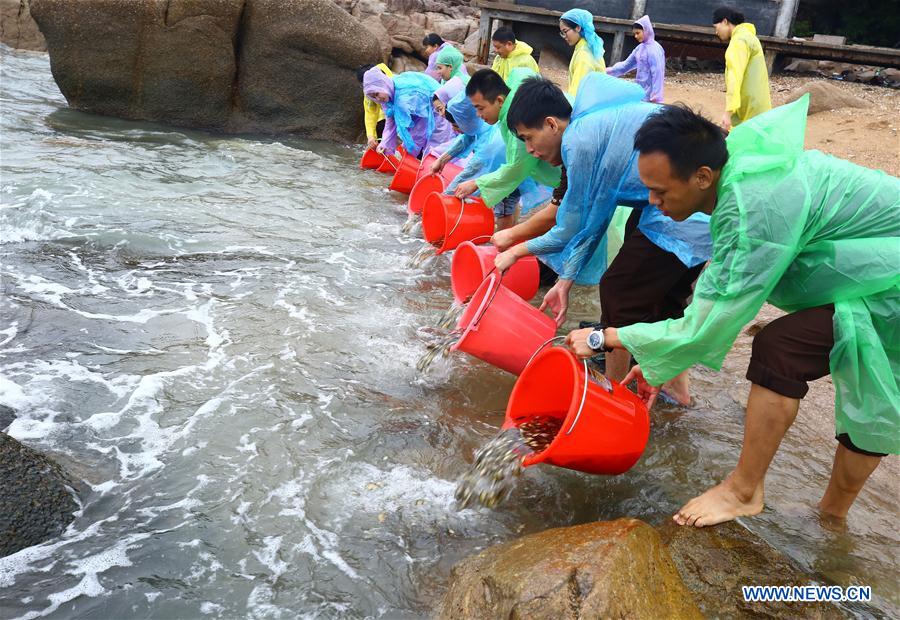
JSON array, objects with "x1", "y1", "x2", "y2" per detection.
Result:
[
  {"x1": 441, "y1": 161, "x2": 463, "y2": 183},
  {"x1": 407, "y1": 174, "x2": 446, "y2": 215},
  {"x1": 388, "y1": 152, "x2": 421, "y2": 194},
  {"x1": 451, "y1": 272, "x2": 556, "y2": 375},
  {"x1": 502, "y1": 344, "x2": 650, "y2": 474},
  {"x1": 376, "y1": 153, "x2": 401, "y2": 174},
  {"x1": 360, "y1": 147, "x2": 385, "y2": 170},
  {"x1": 451, "y1": 241, "x2": 540, "y2": 303},
  {"x1": 418, "y1": 153, "x2": 439, "y2": 182},
  {"x1": 421, "y1": 193, "x2": 494, "y2": 254}
]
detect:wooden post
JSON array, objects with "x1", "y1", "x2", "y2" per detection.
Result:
[
  {"x1": 610, "y1": 0, "x2": 647, "y2": 65},
  {"x1": 766, "y1": 0, "x2": 801, "y2": 73},
  {"x1": 478, "y1": 10, "x2": 492, "y2": 64}
]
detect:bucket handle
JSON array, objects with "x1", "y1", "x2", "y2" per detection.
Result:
[
  {"x1": 521, "y1": 337, "x2": 612, "y2": 436},
  {"x1": 445, "y1": 197, "x2": 480, "y2": 240},
  {"x1": 382, "y1": 153, "x2": 400, "y2": 170}
]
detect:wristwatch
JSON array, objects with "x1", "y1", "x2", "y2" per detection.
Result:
[{"x1": 587, "y1": 328, "x2": 611, "y2": 352}]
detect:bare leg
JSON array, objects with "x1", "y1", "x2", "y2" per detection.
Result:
[
  {"x1": 606, "y1": 349, "x2": 631, "y2": 383},
  {"x1": 674, "y1": 384, "x2": 798, "y2": 527},
  {"x1": 818, "y1": 444, "x2": 881, "y2": 519},
  {"x1": 661, "y1": 370, "x2": 692, "y2": 406}
]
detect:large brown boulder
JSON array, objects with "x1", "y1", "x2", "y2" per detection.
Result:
[
  {"x1": 436, "y1": 518, "x2": 702, "y2": 619},
  {"x1": 28, "y1": 0, "x2": 382, "y2": 142},
  {"x1": 785, "y1": 81, "x2": 871, "y2": 115},
  {"x1": 658, "y1": 520, "x2": 846, "y2": 619},
  {"x1": 0, "y1": 0, "x2": 45, "y2": 50}
]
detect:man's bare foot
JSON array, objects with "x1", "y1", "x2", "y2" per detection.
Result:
[
  {"x1": 673, "y1": 476, "x2": 764, "y2": 527},
  {"x1": 660, "y1": 371, "x2": 691, "y2": 406}
]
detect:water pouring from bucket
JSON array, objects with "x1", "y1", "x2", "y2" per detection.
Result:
[{"x1": 503, "y1": 340, "x2": 650, "y2": 475}]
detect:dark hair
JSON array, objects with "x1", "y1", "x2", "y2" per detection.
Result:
[
  {"x1": 560, "y1": 18, "x2": 578, "y2": 30},
  {"x1": 356, "y1": 63, "x2": 375, "y2": 83},
  {"x1": 712, "y1": 7, "x2": 745, "y2": 25},
  {"x1": 444, "y1": 109, "x2": 457, "y2": 126},
  {"x1": 423, "y1": 33, "x2": 444, "y2": 47},
  {"x1": 491, "y1": 26, "x2": 516, "y2": 43},
  {"x1": 634, "y1": 105, "x2": 728, "y2": 179},
  {"x1": 632, "y1": 22, "x2": 644, "y2": 30},
  {"x1": 506, "y1": 77, "x2": 572, "y2": 134},
  {"x1": 465, "y1": 69, "x2": 511, "y2": 101}
]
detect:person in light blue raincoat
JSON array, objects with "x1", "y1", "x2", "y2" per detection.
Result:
[
  {"x1": 497, "y1": 72, "x2": 712, "y2": 403},
  {"x1": 430, "y1": 90, "x2": 551, "y2": 229}
]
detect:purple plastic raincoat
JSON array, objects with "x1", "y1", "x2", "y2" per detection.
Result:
[{"x1": 607, "y1": 15, "x2": 665, "y2": 103}]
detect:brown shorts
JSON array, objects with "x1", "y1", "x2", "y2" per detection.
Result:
[
  {"x1": 745, "y1": 305, "x2": 887, "y2": 457},
  {"x1": 599, "y1": 228, "x2": 704, "y2": 328}
]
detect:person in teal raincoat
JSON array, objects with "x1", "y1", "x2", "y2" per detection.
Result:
[{"x1": 566, "y1": 100, "x2": 899, "y2": 526}]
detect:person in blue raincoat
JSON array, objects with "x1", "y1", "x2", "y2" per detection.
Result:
[
  {"x1": 363, "y1": 68, "x2": 456, "y2": 158},
  {"x1": 430, "y1": 91, "x2": 551, "y2": 230},
  {"x1": 496, "y1": 73, "x2": 712, "y2": 404}
]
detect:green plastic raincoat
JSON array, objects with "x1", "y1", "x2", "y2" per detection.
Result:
[
  {"x1": 724, "y1": 23, "x2": 771, "y2": 125},
  {"x1": 474, "y1": 68, "x2": 561, "y2": 207},
  {"x1": 491, "y1": 40, "x2": 540, "y2": 81},
  {"x1": 618, "y1": 96, "x2": 900, "y2": 454}
]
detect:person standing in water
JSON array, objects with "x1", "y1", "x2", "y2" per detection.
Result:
[
  {"x1": 559, "y1": 8, "x2": 606, "y2": 97},
  {"x1": 607, "y1": 16, "x2": 665, "y2": 103},
  {"x1": 566, "y1": 102, "x2": 899, "y2": 526},
  {"x1": 713, "y1": 6, "x2": 771, "y2": 132},
  {"x1": 490, "y1": 27, "x2": 540, "y2": 81},
  {"x1": 356, "y1": 63, "x2": 394, "y2": 151}
]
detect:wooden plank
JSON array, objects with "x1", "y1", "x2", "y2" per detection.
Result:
[
  {"x1": 477, "y1": 10, "x2": 492, "y2": 64},
  {"x1": 475, "y1": 1, "x2": 900, "y2": 68}
]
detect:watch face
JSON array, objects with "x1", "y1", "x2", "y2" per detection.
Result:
[{"x1": 588, "y1": 331, "x2": 602, "y2": 350}]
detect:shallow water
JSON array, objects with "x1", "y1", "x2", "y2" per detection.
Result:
[{"x1": 1, "y1": 46, "x2": 897, "y2": 619}]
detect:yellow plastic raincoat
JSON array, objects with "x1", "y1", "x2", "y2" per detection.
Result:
[
  {"x1": 491, "y1": 41, "x2": 540, "y2": 82},
  {"x1": 724, "y1": 23, "x2": 771, "y2": 125},
  {"x1": 568, "y1": 38, "x2": 606, "y2": 97},
  {"x1": 363, "y1": 63, "x2": 393, "y2": 140},
  {"x1": 619, "y1": 96, "x2": 900, "y2": 454}
]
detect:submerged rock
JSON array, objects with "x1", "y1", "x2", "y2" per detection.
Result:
[
  {"x1": 0, "y1": 404, "x2": 16, "y2": 430},
  {"x1": 0, "y1": 433, "x2": 78, "y2": 558},
  {"x1": 436, "y1": 518, "x2": 701, "y2": 619},
  {"x1": 28, "y1": 0, "x2": 382, "y2": 142},
  {"x1": 658, "y1": 520, "x2": 846, "y2": 619}
]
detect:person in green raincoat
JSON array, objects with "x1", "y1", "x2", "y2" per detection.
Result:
[
  {"x1": 566, "y1": 100, "x2": 899, "y2": 526},
  {"x1": 490, "y1": 27, "x2": 540, "y2": 81},
  {"x1": 713, "y1": 7, "x2": 771, "y2": 131},
  {"x1": 454, "y1": 68, "x2": 561, "y2": 230}
]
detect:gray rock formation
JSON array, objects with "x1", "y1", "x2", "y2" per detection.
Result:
[
  {"x1": 0, "y1": 433, "x2": 78, "y2": 558},
  {"x1": 29, "y1": 0, "x2": 383, "y2": 142}
]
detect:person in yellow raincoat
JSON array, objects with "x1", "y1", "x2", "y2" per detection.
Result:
[
  {"x1": 490, "y1": 27, "x2": 539, "y2": 82},
  {"x1": 356, "y1": 63, "x2": 393, "y2": 150},
  {"x1": 713, "y1": 7, "x2": 771, "y2": 131},
  {"x1": 559, "y1": 8, "x2": 606, "y2": 96},
  {"x1": 566, "y1": 100, "x2": 899, "y2": 527}
]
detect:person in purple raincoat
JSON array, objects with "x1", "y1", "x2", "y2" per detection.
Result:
[
  {"x1": 362, "y1": 68, "x2": 457, "y2": 158},
  {"x1": 606, "y1": 15, "x2": 665, "y2": 103}
]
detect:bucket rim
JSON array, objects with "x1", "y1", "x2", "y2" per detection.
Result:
[
  {"x1": 450, "y1": 240, "x2": 487, "y2": 303},
  {"x1": 408, "y1": 174, "x2": 446, "y2": 214},
  {"x1": 450, "y1": 271, "x2": 500, "y2": 352},
  {"x1": 421, "y1": 191, "x2": 450, "y2": 244},
  {"x1": 506, "y1": 345, "x2": 581, "y2": 466}
]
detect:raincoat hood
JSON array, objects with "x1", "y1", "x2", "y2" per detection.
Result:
[
  {"x1": 435, "y1": 45, "x2": 467, "y2": 82},
  {"x1": 435, "y1": 76, "x2": 466, "y2": 106},
  {"x1": 572, "y1": 72, "x2": 645, "y2": 120},
  {"x1": 724, "y1": 95, "x2": 808, "y2": 180},
  {"x1": 363, "y1": 67, "x2": 394, "y2": 102},
  {"x1": 560, "y1": 8, "x2": 604, "y2": 61},
  {"x1": 734, "y1": 22, "x2": 757, "y2": 39},
  {"x1": 634, "y1": 15, "x2": 655, "y2": 43},
  {"x1": 447, "y1": 90, "x2": 486, "y2": 136},
  {"x1": 509, "y1": 40, "x2": 534, "y2": 58}
]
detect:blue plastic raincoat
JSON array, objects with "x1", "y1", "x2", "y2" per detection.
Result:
[
  {"x1": 444, "y1": 91, "x2": 551, "y2": 212},
  {"x1": 526, "y1": 72, "x2": 712, "y2": 285},
  {"x1": 619, "y1": 96, "x2": 900, "y2": 454}
]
